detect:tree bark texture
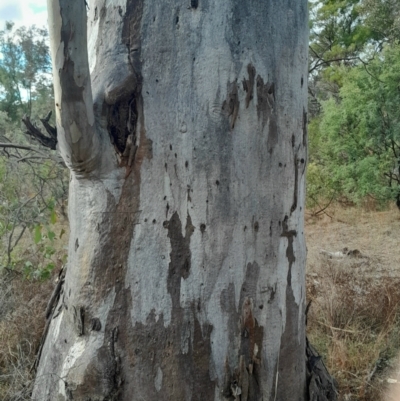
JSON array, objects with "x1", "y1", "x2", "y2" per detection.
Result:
[{"x1": 33, "y1": 0, "x2": 308, "y2": 400}]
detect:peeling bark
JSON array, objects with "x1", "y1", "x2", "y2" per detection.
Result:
[{"x1": 33, "y1": 0, "x2": 311, "y2": 400}]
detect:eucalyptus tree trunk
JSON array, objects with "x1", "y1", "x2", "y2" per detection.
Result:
[{"x1": 33, "y1": 0, "x2": 308, "y2": 400}]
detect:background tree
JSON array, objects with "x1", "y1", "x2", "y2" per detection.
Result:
[
  {"x1": 0, "y1": 22, "x2": 67, "y2": 276},
  {"x1": 307, "y1": 0, "x2": 400, "y2": 209},
  {"x1": 32, "y1": 0, "x2": 311, "y2": 400},
  {"x1": 317, "y1": 45, "x2": 400, "y2": 205},
  {"x1": 0, "y1": 22, "x2": 51, "y2": 121}
]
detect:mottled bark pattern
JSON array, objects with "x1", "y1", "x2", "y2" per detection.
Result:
[{"x1": 33, "y1": 0, "x2": 308, "y2": 400}]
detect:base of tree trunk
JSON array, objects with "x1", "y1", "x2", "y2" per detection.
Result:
[{"x1": 306, "y1": 337, "x2": 338, "y2": 401}]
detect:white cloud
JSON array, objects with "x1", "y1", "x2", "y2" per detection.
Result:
[{"x1": 0, "y1": 1, "x2": 48, "y2": 30}]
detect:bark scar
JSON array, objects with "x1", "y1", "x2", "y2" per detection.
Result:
[{"x1": 223, "y1": 80, "x2": 240, "y2": 129}]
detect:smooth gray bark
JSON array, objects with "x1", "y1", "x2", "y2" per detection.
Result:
[{"x1": 33, "y1": 1, "x2": 309, "y2": 400}]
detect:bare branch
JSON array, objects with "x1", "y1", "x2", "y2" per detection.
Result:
[
  {"x1": 40, "y1": 110, "x2": 58, "y2": 141},
  {"x1": 7, "y1": 225, "x2": 27, "y2": 264},
  {"x1": 0, "y1": 143, "x2": 44, "y2": 152},
  {"x1": 22, "y1": 114, "x2": 57, "y2": 150}
]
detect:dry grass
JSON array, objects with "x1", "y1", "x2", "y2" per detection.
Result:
[
  {"x1": 306, "y1": 204, "x2": 400, "y2": 401},
  {"x1": 0, "y1": 216, "x2": 68, "y2": 400},
  {"x1": 0, "y1": 272, "x2": 54, "y2": 400}
]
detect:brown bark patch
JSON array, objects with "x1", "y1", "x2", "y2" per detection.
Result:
[
  {"x1": 256, "y1": 75, "x2": 277, "y2": 153},
  {"x1": 167, "y1": 211, "x2": 195, "y2": 283},
  {"x1": 223, "y1": 263, "x2": 264, "y2": 401},
  {"x1": 275, "y1": 218, "x2": 306, "y2": 401},
  {"x1": 242, "y1": 64, "x2": 256, "y2": 108},
  {"x1": 128, "y1": 308, "x2": 214, "y2": 401},
  {"x1": 222, "y1": 80, "x2": 240, "y2": 129},
  {"x1": 116, "y1": 211, "x2": 215, "y2": 400}
]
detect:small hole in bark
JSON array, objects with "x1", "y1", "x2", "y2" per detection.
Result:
[
  {"x1": 191, "y1": 0, "x2": 198, "y2": 9},
  {"x1": 144, "y1": 218, "x2": 148, "y2": 222},
  {"x1": 254, "y1": 222, "x2": 259, "y2": 232},
  {"x1": 259, "y1": 304, "x2": 264, "y2": 309},
  {"x1": 301, "y1": 158, "x2": 305, "y2": 163},
  {"x1": 185, "y1": 161, "x2": 188, "y2": 168},
  {"x1": 175, "y1": 153, "x2": 177, "y2": 158},
  {"x1": 200, "y1": 224, "x2": 206, "y2": 233},
  {"x1": 206, "y1": 199, "x2": 208, "y2": 203},
  {"x1": 193, "y1": 57, "x2": 196, "y2": 61},
  {"x1": 301, "y1": 76, "x2": 304, "y2": 87},
  {"x1": 244, "y1": 226, "x2": 247, "y2": 231},
  {"x1": 216, "y1": 180, "x2": 220, "y2": 186},
  {"x1": 153, "y1": 219, "x2": 156, "y2": 224},
  {"x1": 164, "y1": 196, "x2": 167, "y2": 200},
  {"x1": 91, "y1": 318, "x2": 102, "y2": 332},
  {"x1": 170, "y1": 144, "x2": 172, "y2": 150},
  {"x1": 279, "y1": 162, "x2": 282, "y2": 167},
  {"x1": 156, "y1": 79, "x2": 159, "y2": 83},
  {"x1": 176, "y1": 15, "x2": 179, "y2": 25}
]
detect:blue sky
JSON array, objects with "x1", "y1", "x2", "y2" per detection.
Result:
[{"x1": 0, "y1": 1, "x2": 48, "y2": 30}]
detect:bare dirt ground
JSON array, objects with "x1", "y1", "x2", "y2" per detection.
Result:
[{"x1": 306, "y1": 206, "x2": 400, "y2": 278}]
